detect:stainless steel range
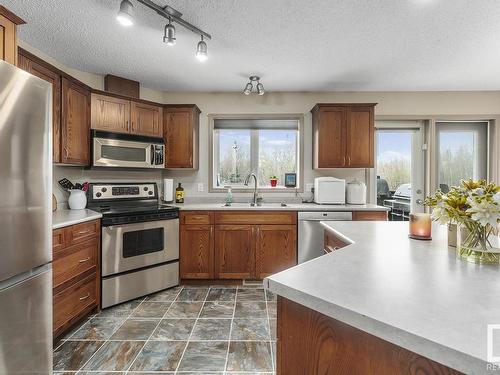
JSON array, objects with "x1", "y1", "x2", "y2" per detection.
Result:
[{"x1": 87, "y1": 182, "x2": 179, "y2": 308}]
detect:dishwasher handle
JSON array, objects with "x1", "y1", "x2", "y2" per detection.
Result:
[{"x1": 298, "y1": 211, "x2": 352, "y2": 221}]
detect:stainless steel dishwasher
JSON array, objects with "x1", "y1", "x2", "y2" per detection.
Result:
[{"x1": 298, "y1": 211, "x2": 352, "y2": 263}]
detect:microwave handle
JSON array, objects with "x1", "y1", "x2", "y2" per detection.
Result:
[{"x1": 150, "y1": 145, "x2": 154, "y2": 165}]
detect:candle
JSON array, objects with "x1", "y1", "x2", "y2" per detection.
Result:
[{"x1": 409, "y1": 213, "x2": 432, "y2": 240}]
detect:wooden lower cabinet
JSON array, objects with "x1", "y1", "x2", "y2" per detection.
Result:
[
  {"x1": 215, "y1": 225, "x2": 255, "y2": 279},
  {"x1": 52, "y1": 219, "x2": 100, "y2": 339},
  {"x1": 180, "y1": 224, "x2": 214, "y2": 279},
  {"x1": 277, "y1": 297, "x2": 462, "y2": 375},
  {"x1": 256, "y1": 225, "x2": 297, "y2": 279}
]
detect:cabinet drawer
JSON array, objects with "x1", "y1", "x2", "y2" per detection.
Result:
[
  {"x1": 53, "y1": 239, "x2": 98, "y2": 289},
  {"x1": 352, "y1": 211, "x2": 388, "y2": 221},
  {"x1": 53, "y1": 228, "x2": 65, "y2": 252},
  {"x1": 215, "y1": 211, "x2": 297, "y2": 225},
  {"x1": 53, "y1": 274, "x2": 97, "y2": 334},
  {"x1": 65, "y1": 220, "x2": 99, "y2": 245},
  {"x1": 181, "y1": 211, "x2": 213, "y2": 225}
]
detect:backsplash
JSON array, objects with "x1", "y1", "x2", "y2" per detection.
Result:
[
  {"x1": 53, "y1": 166, "x2": 366, "y2": 207},
  {"x1": 53, "y1": 166, "x2": 163, "y2": 206}
]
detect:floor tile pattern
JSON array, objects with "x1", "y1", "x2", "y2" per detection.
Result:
[{"x1": 53, "y1": 284, "x2": 277, "y2": 374}]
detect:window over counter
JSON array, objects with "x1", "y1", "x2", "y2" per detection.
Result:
[
  {"x1": 210, "y1": 116, "x2": 302, "y2": 191},
  {"x1": 435, "y1": 121, "x2": 488, "y2": 192}
]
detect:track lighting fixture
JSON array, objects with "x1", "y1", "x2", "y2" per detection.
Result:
[
  {"x1": 116, "y1": 0, "x2": 211, "y2": 61},
  {"x1": 196, "y1": 36, "x2": 208, "y2": 62},
  {"x1": 163, "y1": 18, "x2": 176, "y2": 46},
  {"x1": 116, "y1": 0, "x2": 134, "y2": 26},
  {"x1": 243, "y1": 76, "x2": 266, "y2": 95}
]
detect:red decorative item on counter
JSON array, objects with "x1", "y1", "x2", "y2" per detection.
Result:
[{"x1": 270, "y1": 178, "x2": 278, "y2": 187}]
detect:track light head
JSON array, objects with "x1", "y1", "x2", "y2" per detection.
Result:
[
  {"x1": 243, "y1": 82, "x2": 253, "y2": 95},
  {"x1": 256, "y1": 82, "x2": 265, "y2": 96},
  {"x1": 196, "y1": 35, "x2": 208, "y2": 61},
  {"x1": 117, "y1": 0, "x2": 134, "y2": 26},
  {"x1": 163, "y1": 19, "x2": 176, "y2": 46}
]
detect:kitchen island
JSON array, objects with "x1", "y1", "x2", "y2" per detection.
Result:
[{"x1": 265, "y1": 221, "x2": 500, "y2": 375}]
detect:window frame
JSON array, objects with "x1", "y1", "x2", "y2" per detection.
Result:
[
  {"x1": 435, "y1": 121, "x2": 489, "y2": 190},
  {"x1": 208, "y1": 114, "x2": 304, "y2": 193}
]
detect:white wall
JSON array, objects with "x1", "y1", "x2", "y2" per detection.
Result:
[{"x1": 20, "y1": 43, "x2": 500, "y2": 204}]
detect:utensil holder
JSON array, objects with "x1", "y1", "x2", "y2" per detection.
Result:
[{"x1": 68, "y1": 189, "x2": 87, "y2": 210}]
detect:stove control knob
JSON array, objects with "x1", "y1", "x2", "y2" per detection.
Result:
[
  {"x1": 148, "y1": 191, "x2": 153, "y2": 195},
  {"x1": 96, "y1": 192, "x2": 102, "y2": 198},
  {"x1": 143, "y1": 186, "x2": 149, "y2": 191},
  {"x1": 101, "y1": 187, "x2": 107, "y2": 193}
]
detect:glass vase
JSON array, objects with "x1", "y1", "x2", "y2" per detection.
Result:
[{"x1": 457, "y1": 223, "x2": 500, "y2": 265}]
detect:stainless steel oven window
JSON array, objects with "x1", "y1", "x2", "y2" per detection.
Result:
[
  {"x1": 123, "y1": 227, "x2": 165, "y2": 258},
  {"x1": 101, "y1": 144, "x2": 147, "y2": 162}
]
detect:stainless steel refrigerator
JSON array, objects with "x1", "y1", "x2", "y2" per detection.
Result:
[{"x1": 0, "y1": 60, "x2": 52, "y2": 374}]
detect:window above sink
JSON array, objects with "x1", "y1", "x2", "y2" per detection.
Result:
[{"x1": 209, "y1": 115, "x2": 303, "y2": 192}]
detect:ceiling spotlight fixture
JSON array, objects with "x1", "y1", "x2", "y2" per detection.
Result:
[
  {"x1": 116, "y1": 0, "x2": 134, "y2": 26},
  {"x1": 163, "y1": 18, "x2": 176, "y2": 46},
  {"x1": 116, "y1": 0, "x2": 211, "y2": 60},
  {"x1": 196, "y1": 35, "x2": 208, "y2": 62},
  {"x1": 242, "y1": 76, "x2": 266, "y2": 95}
]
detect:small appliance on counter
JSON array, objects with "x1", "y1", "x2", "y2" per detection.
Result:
[
  {"x1": 313, "y1": 177, "x2": 346, "y2": 204},
  {"x1": 163, "y1": 178, "x2": 174, "y2": 202},
  {"x1": 346, "y1": 179, "x2": 367, "y2": 204}
]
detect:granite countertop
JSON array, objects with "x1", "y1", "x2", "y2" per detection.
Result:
[
  {"x1": 172, "y1": 202, "x2": 389, "y2": 212},
  {"x1": 52, "y1": 209, "x2": 103, "y2": 229},
  {"x1": 265, "y1": 221, "x2": 500, "y2": 374}
]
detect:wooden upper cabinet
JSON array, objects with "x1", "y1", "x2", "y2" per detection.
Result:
[
  {"x1": 313, "y1": 106, "x2": 346, "y2": 168},
  {"x1": 18, "y1": 50, "x2": 62, "y2": 162},
  {"x1": 312, "y1": 103, "x2": 376, "y2": 169},
  {"x1": 91, "y1": 93, "x2": 130, "y2": 134},
  {"x1": 61, "y1": 77, "x2": 90, "y2": 165},
  {"x1": 215, "y1": 225, "x2": 255, "y2": 279},
  {"x1": 164, "y1": 105, "x2": 200, "y2": 169},
  {"x1": 256, "y1": 225, "x2": 297, "y2": 279},
  {"x1": 0, "y1": 6, "x2": 25, "y2": 66},
  {"x1": 346, "y1": 106, "x2": 374, "y2": 167},
  {"x1": 131, "y1": 101, "x2": 163, "y2": 137}
]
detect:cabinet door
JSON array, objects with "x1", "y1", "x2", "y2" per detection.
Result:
[
  {"x1": 61, "y1": 78, "x2": 90, "y2": 165},
  {"x1": 256, "y1": 225, "x2": 297, "y2": 279},
  {"x1": 0, "y1": 14, "x2": 17, "y2": 65},
  {"x1": 91, "y1": 93, "x2": 130, "y2": 134},
  {"x1": 130, "y1": 101, "x2": 163, "y2": 137},
  {"x1": 346, "y1": 106, "x2": 374, "y2": 167},
  {"x1": 215, "y1": 225, "x2": 255, "y2": 279},
  {"x1": 18, "y1": 53, "x2": 62, "y2": 162},
  {"x1": 180, "y1": 225, "x2": 214, "y2": 279},
  {"x1": 164, "y1": 108, "x2": 197, "y2": 168},
  {"x1": 314, "y1": 106, "x2": 346, "y2": 168}
]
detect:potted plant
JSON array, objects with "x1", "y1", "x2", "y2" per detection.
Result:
[
  {"x1": 425, "y1": 179, "x2": 500, "y2": 264},
  {"x1": 270, "y1": 176, "x2": 278, "y2": 187}
]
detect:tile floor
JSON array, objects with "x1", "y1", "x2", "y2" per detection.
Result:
[{"x1": 53, "y1": 284, "x2": 277, "y2": 374}]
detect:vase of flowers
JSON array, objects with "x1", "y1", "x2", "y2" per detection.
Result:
[
  {"x1": 270, "y1": 176, "x2": 278, "y2": 187},
  {"x1": 425, "y1": 179, "x2": 500, "y2": 264}
]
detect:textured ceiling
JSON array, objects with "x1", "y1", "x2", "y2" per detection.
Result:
[{"x1": 6, "y1": 0, "x2": 500, "y2": 92}]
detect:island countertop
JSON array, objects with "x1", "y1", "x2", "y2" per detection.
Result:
[{"x1": 265, "y1": 221, "x2": 500, "y2": 374}]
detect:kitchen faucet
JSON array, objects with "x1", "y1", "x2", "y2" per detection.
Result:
[{"x1": 244, "y1": 173, "x2": 260, "y2": 206}]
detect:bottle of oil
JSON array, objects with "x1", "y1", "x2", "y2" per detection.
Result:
[{"x1": 175, "y1": 183, "x2": 184, "y2": 203}]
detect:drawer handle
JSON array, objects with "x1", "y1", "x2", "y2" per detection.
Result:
[
  {"x1": 79, "y1": 293, "x2": 90, "y2": 301},
  {"x1": 77, "y1": 229, "x2": 92, "y2": 235},
  {"x1": 78, "y1": 257, "x2": 91, "y2": 263}
]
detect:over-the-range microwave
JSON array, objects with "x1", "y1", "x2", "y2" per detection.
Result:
[{"x1": 92, "y1": 130, "x2": 165, "y2": 169}]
